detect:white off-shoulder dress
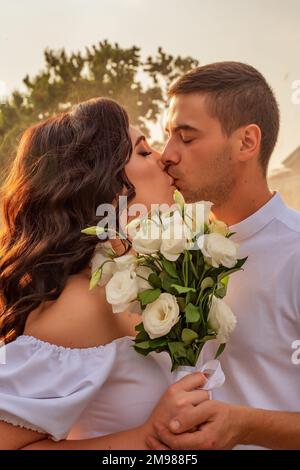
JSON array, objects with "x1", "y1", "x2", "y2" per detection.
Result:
[{"x1": 0, "y1": 335, "x2": 172, "y2": 441}]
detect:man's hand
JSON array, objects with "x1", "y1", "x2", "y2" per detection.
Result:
[
  {"x1": 147, "y1": 400, "x2": 246, "y2": 450},
  {"x1": 145, "y1": 372, "x2": 209, "y2": 449}
]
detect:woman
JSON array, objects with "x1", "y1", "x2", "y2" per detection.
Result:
[{"x1": 0, "y1": 97, "x2": 207, "y2": 449}]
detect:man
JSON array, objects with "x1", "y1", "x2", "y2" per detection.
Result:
[{"x1": 147, "y1": 62, "x2": 300, "y2": 450}]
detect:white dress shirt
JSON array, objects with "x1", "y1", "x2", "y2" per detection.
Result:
[{"x1": 201, "y1": 192, "x2": 300, "y2": 449}]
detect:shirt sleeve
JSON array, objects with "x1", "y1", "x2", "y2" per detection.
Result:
[{"x1": 0, "y1": 335, "x2": 117, "y2": 441}]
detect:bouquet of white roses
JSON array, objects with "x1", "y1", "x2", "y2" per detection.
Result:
[{"x1": 82, "y1": 190, "x2": 247, "y2": 372}]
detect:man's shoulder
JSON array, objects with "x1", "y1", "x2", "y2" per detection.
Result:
[{"x1": 277, "y1": 204, "x2": 300, "y2": 236}]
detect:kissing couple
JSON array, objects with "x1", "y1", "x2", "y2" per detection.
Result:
[{"x1": 1, "y1": 61, "x2": 300, "y2": 450}]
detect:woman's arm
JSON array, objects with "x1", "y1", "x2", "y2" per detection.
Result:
[
  {"x1": 2, "y1": 278, "x2": 207, "y2": 451},
  {"x1": 0, "y1": 422, "x2": 46, "y2": 450},
  {"x1": 23, "y1": 425, "x2": 151, "y2": 450},
  {"x1": 22, "y1": 372, "x2": 208, "y2": 450}
]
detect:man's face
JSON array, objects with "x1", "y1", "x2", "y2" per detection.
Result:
[{"x1": 162, "y1": 93, "x2": 238, "y2": 204}]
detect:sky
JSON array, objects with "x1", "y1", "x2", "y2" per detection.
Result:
[{"x1": 1, "y1": 0, "x2": 300, "y2": 172}]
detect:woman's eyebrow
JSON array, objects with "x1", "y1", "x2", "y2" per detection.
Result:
[{"x1": 134, "y1": 135, "x2": 146, "y2": 148}]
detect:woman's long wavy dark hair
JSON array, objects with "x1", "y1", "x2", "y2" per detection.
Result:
[{"x1": 0, "y1": 97, "x2": 135, "y2": 343}]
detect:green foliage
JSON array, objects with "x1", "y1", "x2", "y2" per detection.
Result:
[
  {"x1": 138, "y1": 288, "x2": 161, "y2": 307},
  {"x1": 181, "y1": 328, "x2": 199, "y2": 345},
  {"x1": 0, "y1": 40, "x2": 199, "y2": 178},
  {"x1": 215, "y1": 343, "x2": 226, "y2": 359},
  {"x1": 89, "y1": 267, "x2": 102, "y2": 290},
  {"x1": 134, "y1": 244, "x2": 246, "y2": 370},
  {"x1": 185, "y1": 303, "x2": 201, "y2": 323}
]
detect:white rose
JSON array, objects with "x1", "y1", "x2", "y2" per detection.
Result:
[
  {"x1": 201, "y1": 233, "x2": 239, "y2": 268},
  {"x1": 114, "y1": 253, "x2": 137, "y2": 271},
  {"x1": 142, "y1": 293, "x2": 180, "y2": 339},
  {"x1": 160, "y1": 236, "x2": 187, "y2": 261},
  {"x1": 160, "y1": 212, "x2": 187, "y2": 261},
  {"x1": 90, "y1": 243, "x2": 116, "y2": 286},
  {"x1": 105, "y1": 269, "x2": 139, "y2": 313},
  {"x1": 132, "y1": 219, "x2": 161, "y2": 254},
  {"x1": 136, "y1": 265, "x2": 153, "y2": 292},
  {"x1": 208, "y1": 296, "x2": 237, "y2": 343},
  {"x1": 208, "y1": 220, "x2": 229, "y2": 237}
]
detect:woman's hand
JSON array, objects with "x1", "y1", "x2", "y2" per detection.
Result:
[{"x1": 143, "y1": 372, "x2": 209, "y2": 448}]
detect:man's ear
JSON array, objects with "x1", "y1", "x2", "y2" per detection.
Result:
[{"x1": 237, "y1": 124, "x2": 261, "y2": 163}]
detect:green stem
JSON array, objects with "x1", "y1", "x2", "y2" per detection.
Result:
[
  {"x1": 189, "y1": 255, "x2": 199, "y2": 281},
  {"x1": 183, "y1": 251, "x2": 189, "y2": 287}
]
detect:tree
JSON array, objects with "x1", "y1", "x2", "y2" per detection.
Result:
[{"x1": 0, "y1": 40, "x2": 199, "y2": 175}]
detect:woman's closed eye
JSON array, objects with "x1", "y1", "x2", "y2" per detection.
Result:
[{"x1": 139, "y1": 149, "x2": 152, "y2": 157}]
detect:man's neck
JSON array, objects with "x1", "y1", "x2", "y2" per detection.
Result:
[{"x1": 211, "y1": 181, "x2": 274, "y2": 227}]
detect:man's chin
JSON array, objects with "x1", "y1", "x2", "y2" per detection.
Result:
[
  {"x1": 173, "y1": 182, "x2": 199, "y2": 203},
  {"x1": 179, "y1": 188, "x2": 201, "y2": 204}
]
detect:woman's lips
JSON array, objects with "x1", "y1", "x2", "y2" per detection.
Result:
[{"x1": 167, "y1": 174, "x2": 176, "y2": 186}]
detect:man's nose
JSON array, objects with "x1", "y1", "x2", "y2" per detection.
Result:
[{"x1": 161, "y1": 141, "x2": 181, "y2": 167}]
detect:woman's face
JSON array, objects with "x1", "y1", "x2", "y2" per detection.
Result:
[{"x1": 125, "y1": 127, "x2": 176, "y2": 212}]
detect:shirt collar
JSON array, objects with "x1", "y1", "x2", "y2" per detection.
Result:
[{"x1": 229, "y1": 192, "x2": 285, "y2": 242}]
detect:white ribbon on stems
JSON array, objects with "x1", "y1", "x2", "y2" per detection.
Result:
[{"x1": 171, "y1": 359, "x2": 225, "y2": 398}]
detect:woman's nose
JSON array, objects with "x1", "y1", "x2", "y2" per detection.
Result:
[{"x1": 152, "y1": 149, "x2": 165, "y2": 170}]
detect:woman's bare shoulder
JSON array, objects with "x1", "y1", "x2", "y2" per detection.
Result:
[{"x1": 24, "y1": 273, "x2": 112, "y2": 348}]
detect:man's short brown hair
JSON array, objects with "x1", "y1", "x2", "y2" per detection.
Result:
[{"x1": 168, "y1": 61, "x2": 280, "y2": 174}]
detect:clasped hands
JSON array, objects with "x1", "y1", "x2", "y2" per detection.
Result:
[{"x1": 145, "y1": 372, "x2": 243, "y2": 450}]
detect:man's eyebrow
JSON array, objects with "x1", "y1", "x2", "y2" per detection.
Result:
[
  {"x1": 165, "y1": 124, "x2": 200, "y2": 133},
  {"x1": 134, "y1": 135, "x2": 146, "y2": 148}
]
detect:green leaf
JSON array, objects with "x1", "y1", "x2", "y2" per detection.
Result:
[
  {"x1": 185, "y1": 290, "x2": 193, "y2": 305},
  {"x1": 89, "y1": 267, "x2": 102, "y2": 290},
  {"x1": 197, "y1": 303, "x2": 205, "y2": 325},
  {"x1": 201, "y1": 277, "x2": 215, "y2": 290},
  {"x1": 185, "y1": 303, "x2": 201, "y2": 323},
  {"x1": 160, "y1": 273, "x2": 178, "y2": 295},
  {"x1": 168, "y1": 320, "x2": 183, "y2": 340},
  {"x1": 171, "y1": 285, "x2": 196, "y2": 294},
  {"x1": 233, "y1": 256, "x2": 248, "y2": 269},
  {"x1": 216, "y1": 257, "x2": 248, "y2": 283},
  {"x1": 149, "y1": 338, "x2": 168, "y2": 348},
  {"x1": 135, "y1": 322, "x2": 144, "y2": 332},
  {"x1": 161, "y1": 258, "x2": 179, "y2": 279},
  {"x1": 81, "y1": 226, "x2": 105, "y2": 236},
  {"x1": 138, "y1": 288, "x2": 161, "y2": 306},
  {"x1": 148, "y1": 273, "x2": 162, "y2": 289},
  {"x1": 220, "y1": 275, "x2": 229, "y2": 288},
  {"x1": 214, "y1": 282, "x2": 227, "y2": 299},
  {"x1": 135, "y1": 341, "x2": 151, "y2": 349},
  {"x1": 186, "y1": 347, "x2": 197, "y2": 365},
  {"x1": 181, "y1": 328, "x2": 199, "y2": 345},
  {"x1": 168, "y1": 342, "x2": 188, "y2": 360},
  {"x1": 135, "y1": 329, "x2": 150, "y2": 342},
  {"x1": 215, "y1": 343, "x2": 226, "y2": 359},
  {"x1": 134, "y1": 345, "x2": 151, "y2": 356}
]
